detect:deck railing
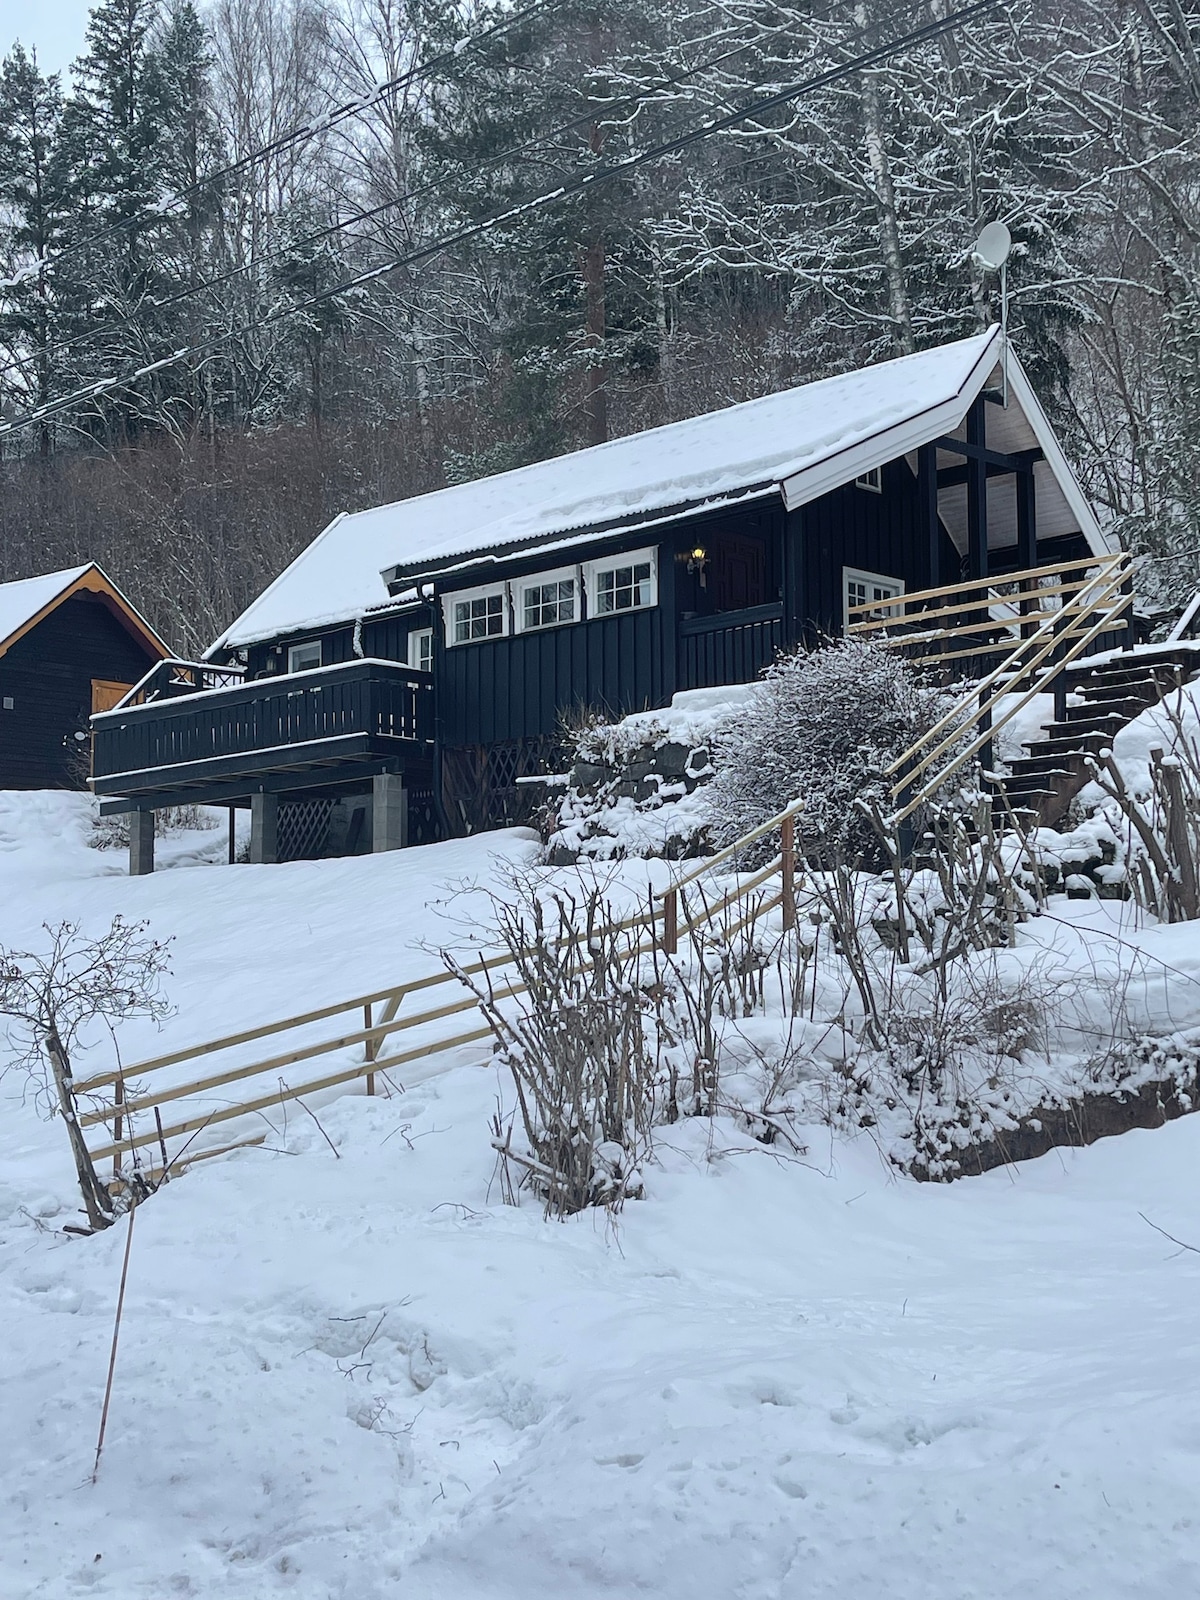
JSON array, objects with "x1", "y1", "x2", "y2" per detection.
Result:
[
  {"x1": 116, "y1": 658, "x2": 247, "y2": 709},
  {"x1": 91, "y1": 657, "x2": 433, "y2": 794},
  {"x1": 846, "y1": 551, "x2": 1135, "y2": 823},
  {"x1": 678, "y1": 602, "x2": 784, "y2": 691}
]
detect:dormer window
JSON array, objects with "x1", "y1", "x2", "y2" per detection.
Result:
[{"x1": 288, "y1": 640, "x2": 322, "y2": 673}]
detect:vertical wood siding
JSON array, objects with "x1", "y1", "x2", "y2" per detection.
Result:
[{"x1": 0, "y1": 594, "x2": 163, "y2": 789}]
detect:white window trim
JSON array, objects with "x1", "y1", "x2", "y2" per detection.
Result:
[
  {"x1": 513, "y1": 564, "x2": 582, "y2": 634},
  {"x1": 442, "y1": 581, "x2": 510, "y2": 647},
  {"x1": 287, "y1": 640, "x2": 323, "y2": 673},
  {"x1": 855, "y1": 465, "x2": 883, "y2": 493},
  {"x1": 583, "y1": 545, "x2": 659, "y2": 619},
  {"x1": 407, "y1": 627, "x2": 434, "y2": 671},
  {"x1": 843, "y1": 566, "x2": 905, "y2": 632}
]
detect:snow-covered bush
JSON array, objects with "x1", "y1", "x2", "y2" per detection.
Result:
[{"x1": 706, "y1": 638, "x2": 955, "y2": 864}]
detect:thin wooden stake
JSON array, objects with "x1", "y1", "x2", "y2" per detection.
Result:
[
  {"x1": 662, "y1": 888, "x2": 678, "y2": 956},
  {"x1": 112, "y1": 1075, "x2": 124, "y2": 1178},
  {"x1": 93, "y1": 1200, "x2": 137, "y2": 1484},
  {"x1": 780, "y1": 814, "x2": 796, "y2": 932},
  {"x1": 364, "y1": 1003, "x2": 376, "y2": 1096}
]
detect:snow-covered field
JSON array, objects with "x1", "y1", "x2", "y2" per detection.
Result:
[{"x1": 4, "y1": 794, "x2": 1200, "y2": 1598}]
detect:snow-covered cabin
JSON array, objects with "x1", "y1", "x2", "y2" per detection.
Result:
[
  {"x1": 90, "y1": 328, "x2": 1114, "y2": 863},
  {"x1": 0, "y1": 564, "x2": 168, "y2": 791}
]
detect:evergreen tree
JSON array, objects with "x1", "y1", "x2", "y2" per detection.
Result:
[{"x1": 0, "y1": 46, "x2": 71, "y2": 452}]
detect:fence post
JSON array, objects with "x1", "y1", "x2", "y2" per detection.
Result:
[
  {"x1": 364, "y1": 1003, "x2": 376, "y2": 1096},
  {"x1": 112, "y1": 1075, "x2": 124, "y2": 1178},
  {"x1": 661, "y1": 888, "x2": 678, "y2": 956},
  {"x1": 780, "y1": 813, "x2": 796, "y2": 931}
]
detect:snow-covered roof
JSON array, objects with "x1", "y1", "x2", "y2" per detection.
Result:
[
  {"x1": 0, "y1": 563, "x2": 170, "y2": 660},
  {"x1": 0, "y1": 566, "x2": 92, "y2": 651},
  {"x1": 211, "y1": 329, "x2": 1107, "y2": 652}
]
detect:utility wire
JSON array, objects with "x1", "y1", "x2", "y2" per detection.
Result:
[
  {"x1": 0, "y1": 16, "x2": 777, "y2": 384},
  {"x1": 0, "y1": 0, "x2": 1001, "y2": 440},
  {"x1": 0, "y1": 0, "x2": 569, "y2": 289},
  {"x1": 0, "y1": 0, "x2": 904, "y2": 385}
]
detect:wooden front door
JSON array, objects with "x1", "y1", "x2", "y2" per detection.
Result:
[
  {"x1": 91, "y1": 679, "x2": 132, "y2": 714},
  {"x1": 709, "y1": 535, "x2": 767, "y2": 612}
]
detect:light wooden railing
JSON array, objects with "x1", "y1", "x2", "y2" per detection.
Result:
[
  {"x1": 78, "y1": 801, "x2": 805, "y2": 1181},
  {"x1": 855, "y1": 551, "x2": 1135, "y2": 824},
  {"x1": 846, "y1": 552, "x2": 1129, "y2": 670}
]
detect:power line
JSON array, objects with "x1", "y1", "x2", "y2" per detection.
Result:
[
  {"x1": 0, "y1": 15, "x2": 777, "y2": 384},
  {"x1": 0, "y1": 0, "x2": 569, "y2": 290},
  {"x1": 0, "y1": 0, "x2": 1002, "y2": 440}
]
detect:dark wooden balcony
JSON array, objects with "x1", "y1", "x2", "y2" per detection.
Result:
[
  {"x1": 91, "y1": 658, "x2": 434, "y2": 804},
  {"x1": 678, "y1": 602, "x2": 784, "y2": 692}
]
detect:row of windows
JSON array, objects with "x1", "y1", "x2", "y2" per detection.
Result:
[
  {"x1": 442, "y1": 548, "x2": 658, "y2": 647},
  {"x1": 282, "y1": 549, "x2": 659, "y2": 674}
]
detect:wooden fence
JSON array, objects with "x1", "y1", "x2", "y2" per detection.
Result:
[{"x1": 76, "y1": 801, "x2": 805, "y2": 1182}]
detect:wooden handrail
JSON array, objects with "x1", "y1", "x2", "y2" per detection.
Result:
[
  {"x1": 890, "y1": 592, "x2": 1132, "y2": 823},
  {"x1": 844, "y1": 552, "x2": 1121, "y2": 618},
  {"x1": 846, "y1": 569, "x2": 1121, "y2": 635}
]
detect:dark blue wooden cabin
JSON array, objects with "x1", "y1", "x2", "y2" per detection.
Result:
[{"x1": 90, "y1": 329, "x2": 1113, "y2": 866}]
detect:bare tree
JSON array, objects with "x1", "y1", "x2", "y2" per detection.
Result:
[{"x1": 0, "y1": 919, "x2": 172, "y2": 1232}]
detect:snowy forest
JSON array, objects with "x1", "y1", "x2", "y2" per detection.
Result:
[{"x1": 0, "y1": 0, "x2": 1197, "y2": 651}]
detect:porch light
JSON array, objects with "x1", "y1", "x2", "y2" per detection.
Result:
[{"x1": 687, "y1": 545, "x2": 708, "y2": 579}]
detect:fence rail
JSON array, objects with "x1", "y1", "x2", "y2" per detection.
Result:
[{"x1": 80, "y1": 801, "x2": 806, "y2": 1181}]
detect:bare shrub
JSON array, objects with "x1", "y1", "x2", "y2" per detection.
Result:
[
  {"x1": 1086, "y1": 688, "x2": 1200, "y2": 923},
  {"x1": 90, "y1": 804, "x2": 220, "y2": 852},
  {"x1": 446, "y1": 882, "x2": 671, "y2": 1217},
  {"x1": 0, "y1": 920, "x2": 173, "y2": 1230}
]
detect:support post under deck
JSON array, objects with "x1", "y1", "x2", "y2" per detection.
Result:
[
  {"x1": 129, "y1": 810, "x2": 155, "y2": 876},
  {"x1": 250, "y1": 791, "x2": 279, "y2": 865},
  {"x1": 372, "y1": 772, "x2": 408, "y2": 852}
]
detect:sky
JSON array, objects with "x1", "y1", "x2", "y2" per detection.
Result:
[{"x1": 0, "y1": 0, "x2": 93, "y2": 77}]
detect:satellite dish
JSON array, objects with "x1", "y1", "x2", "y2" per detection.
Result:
[{"x1": 972, "y1": 220, "x2": 1012, "y2": 274}]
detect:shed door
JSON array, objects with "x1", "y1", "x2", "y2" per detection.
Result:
[{"x1": 91, "y1": 679, "x2": 132, "y2": 713}]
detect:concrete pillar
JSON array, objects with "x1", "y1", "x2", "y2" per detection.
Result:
[
  {"x1": 129, "y1": 809, "x2": 155, "y2": 876},
  {"x1": 250, "y1": 791, "x2": 279, "y2": 864},
  {"x1": 372, "y1": 772, "x2": 408, "y2": 853}
]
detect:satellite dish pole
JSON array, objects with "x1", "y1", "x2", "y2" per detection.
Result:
[{"x1": 971, "y1": 221, "x2": 1012, "y2": 405}]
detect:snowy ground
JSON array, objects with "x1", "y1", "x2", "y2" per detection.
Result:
[{"x1": 3, "y1": 794, "x2": 1200, "y2": 1598}]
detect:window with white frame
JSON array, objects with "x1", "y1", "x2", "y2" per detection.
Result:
[
  {"x1": 408, "y1": 627, "x2": 433, "y2": 672},
  {"x1": 585, "y1": 547, "x2": 658, "y2": 617},
  {"x1": 287, "y1": 639, "x2": 322, "y2": 673},
  {"x1": 515, "y1": 566, "x2": 579, "y2": 633},
  {"x1": 843, "y1": 566, "x2": 904, "y2": 629},
  {"x1": 443, "y1": 583, "x2": 509, "y2": 646},
  {"x1": 855, "y1": 465, "x2": 883, "y2": 493}
]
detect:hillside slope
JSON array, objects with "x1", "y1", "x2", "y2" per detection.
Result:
[{"x1": 2, "y1": 796, "x2": 1200, "y2": 1599}]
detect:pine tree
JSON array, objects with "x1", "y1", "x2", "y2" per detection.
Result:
[{"x1": 0, "y1": 46, "x2": 71, "y2": 453}]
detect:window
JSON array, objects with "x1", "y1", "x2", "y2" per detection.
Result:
[
  {"x1": 515, "y1": 566, "x2": 580, "y2": 633},
  {"x1": 585, "y1": 546, "x2": 658, "y2": 617},
  {"x1": 287, "y1": 640, "x2": 322, "y2": 673},
  {"x1": 855, "y1": 465, "x2": 883, "y2": 493},
  {"x1": 408, "y1": 628, "x2": 433, "y2": 672},
  {"x1": 443, "y1": 583, "x2": 509, "y2": 646},
  {"x1": 843, "y1": 566, "x2": 904, "y2": 629}
]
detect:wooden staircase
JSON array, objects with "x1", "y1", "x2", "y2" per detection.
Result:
[{"x1": 991, "y1": 645, "x2": 1200, "y2": 827}]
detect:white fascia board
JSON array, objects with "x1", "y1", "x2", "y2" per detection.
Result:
[
  {"x1": 1002, "y1": 354, "x2": 1113, "y2": 557},
  {"x1": 779, "y1": 327, "x2": 1000, "y2": 512}
]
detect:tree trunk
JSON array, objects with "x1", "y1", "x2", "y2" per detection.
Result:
[
  {"x1": 581, "y1": 232, "x2": 608, "y2": 446},
  {"x1": 855, "y1": 2, "x2": 914, "y2": 354},
  {"x1": 46, "y1": 1027, "x2": 113, "y2": 1232}
]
